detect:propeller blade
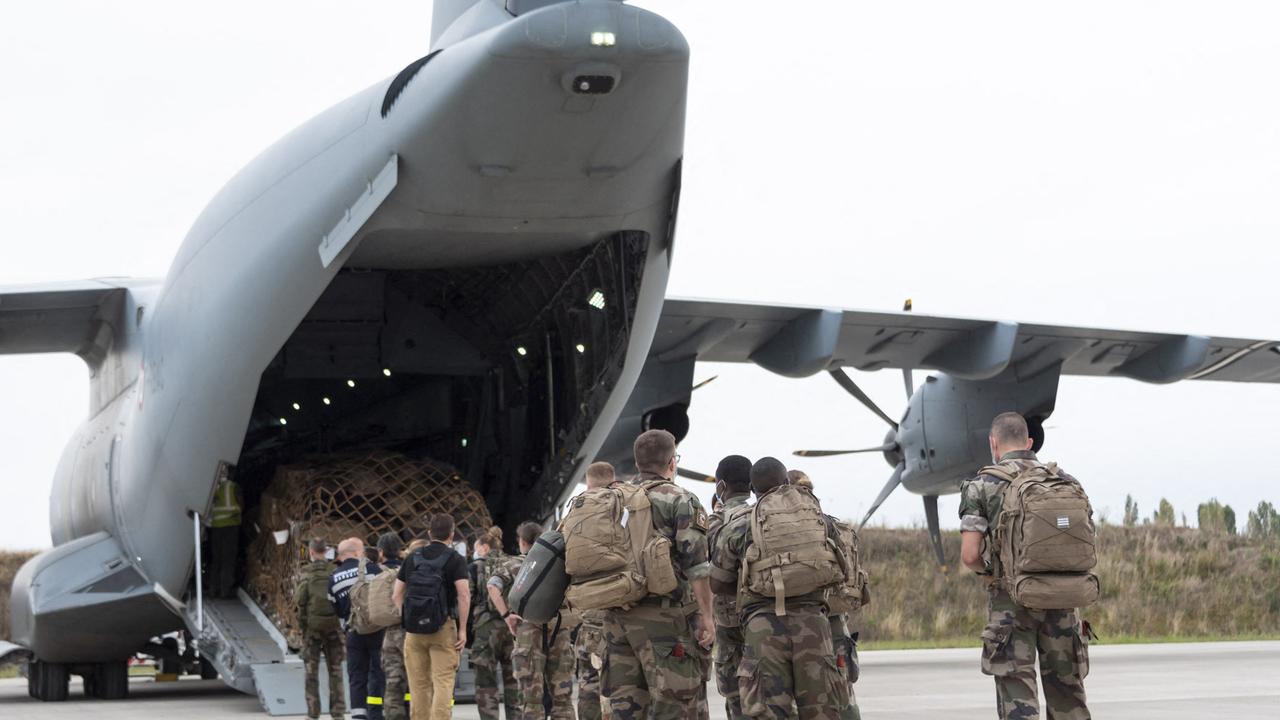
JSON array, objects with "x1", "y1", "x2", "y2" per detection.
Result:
[
  {"x1": 676, "y1": 467, "x2": 716, "y2": 483},
  {"x1": 691, "y1": 375, "x2": 719, "y2": 392},
  {"x1": 793, "y1": 444, "x2": 897, "y2": 458},
  {"x1": 923, "y1": 494, "x2": 947, "y2": 571},
  {"x1": 858, "y1": 462, "x2": 904, "y2": 529},
  {"x1": 828, "y1": 368, "x2": 898, "y2": 430}
]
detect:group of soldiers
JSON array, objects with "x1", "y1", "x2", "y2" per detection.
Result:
[
  {"x1": 466, "y1": 430, "x2": 864, "y2": 720},
  {"x1": 296, "y1": 411, "x2": 1092, "y2": 720}
]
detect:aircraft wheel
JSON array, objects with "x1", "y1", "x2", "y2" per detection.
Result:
[
  {"x1": 27, "y1": 660, "x2": 69, "y2": 702},
  {"x1": 86, "y1": 661, "x2": 129, "y2": 700}
]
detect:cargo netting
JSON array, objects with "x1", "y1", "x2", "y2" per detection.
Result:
[{"x1": 243, "y1": 449, "x2": 491, "y2": 646}]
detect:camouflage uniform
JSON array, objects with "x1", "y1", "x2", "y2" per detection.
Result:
[
  {"x1": 959, "y1": 449, "x2": 1091, "y2": 720},
  {"x1": 378, "y1": 625, "x2": 407, "y2": 720},
  {"x1": 377, "y1": 560, "x2": 407, "y2": 720},
  {"x1": 574, "y1": 610, "x2": 606, "y2": 720},
  {"x1": 490, "y1": 553, "x2": 575, "y2": 720},
  {"x1": 828, "y1": 614, "x2": 861, "y2": 720},
  {"x1": 708, "y1": 493, "x2": 752, "y2": 720},
  {"x1": 601, "y1": 472, "x2": 710, "y2": 720},
  {"x1": 472, "y1": 552, "x2": 518, "y2": 720},
  {"x1": 295, "y1": 559, "x2": 346, "y2": 720},
  {"x1": 710, "y1": 488, "x2": 849, "y2": 720}
]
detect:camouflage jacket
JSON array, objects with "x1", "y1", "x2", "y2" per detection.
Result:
[
  {"x1": 470, "y1": 550, "x2": 506, "y2": 626},
  {"x1": 710, "y1": 493, "x2": 827, "y2": 623},
  {"x1": 487, "y1": 551, "x2": 525, "y2": 607},
  {"x1": 708, "y1": 493, "x2": 751, "y2": 627},
  {"x1": 958, "y1": 449, "x2": 1077, "y2": 574},
  {"x1": 628, "y1": 471, "x2": 711, "y2": 603}
]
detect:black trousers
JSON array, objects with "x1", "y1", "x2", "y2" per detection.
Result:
[
  {"x1": 346, "y1": 629, "x2": 386, "y2": 720},
  {"x1": 207, "y1": 526, "x2": 239, "y2": 599}
]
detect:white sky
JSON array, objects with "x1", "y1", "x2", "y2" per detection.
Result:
[{"x1": 3, "y1": 1, "x2": 1279, "y2": 549}]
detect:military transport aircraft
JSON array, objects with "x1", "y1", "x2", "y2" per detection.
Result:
[{"x1": 2, "y1": 0, "x2": 1279, "y2": 710}]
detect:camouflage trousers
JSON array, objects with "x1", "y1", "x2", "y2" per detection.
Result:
[
  {"x1": 302, "y1": 627, "x2": 347, "y2": 720},
  {"x1": 382, "y1": 626, "x2": 408, "y2": 720},
  {"x1": 981, "y1": 590, "x2": 1091, "y2": 720},
  {"x1": 472, "y1": 618, "x2": 518, "y2": 720},
  {"x1": 574, "y1": 621, "x2": 604, "y2": 720},
  {"x1": 740, "y1": 609, "x2": 849, "y2": 720},
  {"x1": 512, "y1": 616, "x2": 575, "y2": 720},
  {"x1": 601, "y1": 604, "x2": 706, "y2": 720},
  {"x1": 712, "y1": 624, "x2": 745, "y2": 720},
  {"x1": 687, "y1": 611, "x2": 711, "y2": 720},
  {"x1": 827, "y1": 615, "x2": 861, "y2": 720}
]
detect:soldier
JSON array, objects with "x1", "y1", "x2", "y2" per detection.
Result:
[
  {"x1": 471, "y1": 527, "x2": 518, "y2": 720},
  {"x1": 710, "y1": 457, "x2": 848, "y2": 720},
  {"x1": 789, "y1": 470, "x2": 862, "y2": 720},
  {"x1": 487, "y1": 521, "x2": 575, "y2": 720},
  {"x1": 595, "y1": 429, "x2": 714, "y2": 720},
  {"x1": 708, "y1": 455, "x2": 753, "y2": 720},
  {"x1": 574, "y1": 462, "x2": 616, "y2": 720},
  {"x1": 295, "y1": 538, "x2": 346, "y2": 720},
  {"x1": 959, "y1": 412, "x2": 1092, "y2": 720},
  {"x1": 378, "y1": 533, "x2": 409, "y2": 720}
]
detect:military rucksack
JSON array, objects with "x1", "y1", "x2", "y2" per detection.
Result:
[
  {"x1": 561, "y1": 481, "x2": 678, "y2": 610},
  {"x1": 350, "y1": 557, "x2": 401, "y2": 634},
  {"x1": 298, "y1": 561, "x2": 339, "y2": 633},
  {"x1": 986, "y1": 460, "x2": 1100, "y2": 610},
  {"x1": 741, "y1": 485, "x2": 845, "y2": 616},
  {"x1": 825, "y1": 517, "x2": 870, "y2": 615}
]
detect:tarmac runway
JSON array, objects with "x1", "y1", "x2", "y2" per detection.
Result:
[{"x1": 2, "y1": 641, "x2": 1276, "y2": 719}]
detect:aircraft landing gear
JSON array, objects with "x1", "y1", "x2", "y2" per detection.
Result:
[
  {"x1": 83, "y1": 661, "x2": 129, "y2": 700},
  {"x1": 26, "y1": 660, "x2": 69, "y2": 702}
]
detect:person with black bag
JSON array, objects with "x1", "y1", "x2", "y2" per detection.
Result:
[{"x1": 393, "y1": 514, "x2": 470, "y2": 720}]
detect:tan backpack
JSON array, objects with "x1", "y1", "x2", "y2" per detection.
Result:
[
  {"x1": 350, "y1": 557, "x2": 401, "y2": 634},
  {"x1": 825, "y1": 517, "x2": 870, "y2": 615},
  {"x1": 985, "y1": 461, "x2": 1100, "y2": 610},
  {"x1": 741, "y1": 485, "x2": 845, "y2": 616},
  {"x1": 561, "y1": 481, "x2": 678, "y2": 610}
]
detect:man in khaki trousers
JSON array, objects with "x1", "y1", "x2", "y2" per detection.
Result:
[{"x1": 394, "y1": 514, "x2": 470, "y2": 720}]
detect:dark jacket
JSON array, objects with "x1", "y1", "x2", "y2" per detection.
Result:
[{"x1": 328, "y1": 557, "x2": 381, "y2": 626}]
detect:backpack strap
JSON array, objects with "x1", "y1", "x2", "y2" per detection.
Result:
[
  {"x1": 978, "y1": 463, "x2": 1018, "y2": 483},
  {"x1": 358, "y1": 555, "x2": 368, "y2": 582}
]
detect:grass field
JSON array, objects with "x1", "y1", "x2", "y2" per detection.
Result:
[
  {"x1": 856, "y1": 525, "x2": 1280, "y2": 645},
  {"x1": 2, "y1": 525, "x2": 1277, "y2": 648}
]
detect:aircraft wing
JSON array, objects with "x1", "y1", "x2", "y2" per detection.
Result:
[
  {"x1": 0, "y1": 279, "x2": 146, "y2": 361},
  {"x1": 656, "y1": 297, "x2": 1280, "y2": 384}
]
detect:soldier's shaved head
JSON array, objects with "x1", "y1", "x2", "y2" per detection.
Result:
[
  {"x1": 716, "y1": 455, "x2": 752, "y2": 494},
  {"x1": 633, "y1": 429, "x2": 677, "y2": 475},
  {"x1": 586, "y1": 461, "x2": 615, "y2": 489},
  {"x1": 750, "y1": 457, "x2": 789, "y2": 495},
  {"x1": 989, "y1": 411, "x2": 1034, "y2": 460}
]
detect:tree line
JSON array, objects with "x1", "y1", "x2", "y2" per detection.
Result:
[{"x1": 1121, "y1": 495, "x2": 1280, "y2": 538}]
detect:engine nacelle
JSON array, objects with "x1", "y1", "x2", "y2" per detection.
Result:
[{"x1": 897, "y1": 365, "x2": 1060, "y2": 496}]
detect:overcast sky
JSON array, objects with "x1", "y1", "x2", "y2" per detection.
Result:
[{"x1": 3, "y1": 1, "x2": 1279, "y2": 549}]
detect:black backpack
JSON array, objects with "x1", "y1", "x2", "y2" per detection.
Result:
[{"x1": 403, "y1": 549, "x2": 452, "y2": 635}]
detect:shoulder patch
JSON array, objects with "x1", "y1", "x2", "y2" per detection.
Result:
[{"x1": 694, "y1": 506, "x2": 709, "y2": 531}]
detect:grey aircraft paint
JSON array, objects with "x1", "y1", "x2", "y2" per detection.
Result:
[{"x1": 4, "y1": 0, "x2": 1280, "y2": 702}]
